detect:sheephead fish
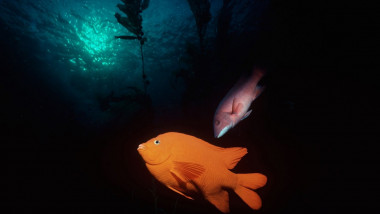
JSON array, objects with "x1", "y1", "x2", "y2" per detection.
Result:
[
  {"x1": 137, "y1": 132, "x2": 267, "y2": 213},
  {"x1": 214, "y1": 67, "x2": 265, "y2": 138}
]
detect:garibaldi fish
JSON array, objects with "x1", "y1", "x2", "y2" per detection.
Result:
[{"x1": 137, "y1": 132, "x2": 267, "y2": 213}]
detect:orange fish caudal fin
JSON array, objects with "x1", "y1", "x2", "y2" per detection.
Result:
[
  {"x1": 235, "y1": 186, "x2": 262, "y2": 210},
  {"x1": 235, "y1": 173, "x2": 267, "y2": 210},
  {"x1": 238, "y1": 173, "x2": 267, "y2": 190}
]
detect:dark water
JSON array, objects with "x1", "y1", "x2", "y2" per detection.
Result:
[{"x1": 2, "y1": 0, "x2": 378, "y2": 213}]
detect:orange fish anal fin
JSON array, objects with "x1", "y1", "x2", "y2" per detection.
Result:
[
  {"x1": 171, "y1": 161, "x2": 205, "y2": 182},
  {"x1": 222, "y1": 147, "x2": 248, "y2": 169},
  {"x1": 206, "y1": 190, "x2": 230, "y2": 213},
  {"x1": 167, "y1": 186, "x2": 194, "y2": 200}
]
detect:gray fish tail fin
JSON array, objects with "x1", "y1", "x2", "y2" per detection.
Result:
[{"x1": 254, "y1": 84, "x2": 266, "y2": 99}]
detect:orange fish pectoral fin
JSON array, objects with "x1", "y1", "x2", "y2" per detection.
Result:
[
  {"x1": 206, "y1": 190, "x2": 230, "y2": 213},
  {"x1": 171, "y1": 161, "x2": 205, "y2": 182},
  {"x1": 167, "y1": 186, "x2": 194, "y2": 200}
]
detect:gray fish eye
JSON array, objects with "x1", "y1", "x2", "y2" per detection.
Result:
[{"x1": 154, "y1": 140, "x2": 160, "y2": 145}]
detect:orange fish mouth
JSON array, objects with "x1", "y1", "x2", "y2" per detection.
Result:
[{"x1": 137, "y1": 144, "x2": 146, "y2": 151}]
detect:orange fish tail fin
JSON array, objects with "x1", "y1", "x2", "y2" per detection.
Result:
[
  {"x1": 234, "y1": 173, "x2": 267, "y2": 210},
  {"x1": 222, "y1": 147, "x2": 248, "y2": 169},
  {"x1": 238, "y1": 173, "x2": 267, "y2": 190},
  {"x1": 235, "y1": 185, "x2": 262, "y2": 210}
]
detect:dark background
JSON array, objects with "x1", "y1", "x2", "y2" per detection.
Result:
[{"x1": 3, "y1": 0, "x2": 378, "y2": 213}]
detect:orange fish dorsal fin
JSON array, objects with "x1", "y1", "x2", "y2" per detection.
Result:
[
  {"x1": 222, "y1": 147, "x2": 248, "y2": 169},
  {"x1": 171, "y1": 161, "x2": 205, "y2": 182}
]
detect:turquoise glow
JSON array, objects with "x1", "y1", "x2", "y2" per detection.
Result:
[
  {"x1": 75, "y1": 17, "x2": 119, "y2": 68},
  {"x1": 62, "y1": 9, "x2": 126, "y2": 72}
]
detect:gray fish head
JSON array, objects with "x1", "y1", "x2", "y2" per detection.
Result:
[{"x1": 213, "y1": 112, "x2": 234, "y2": 138}]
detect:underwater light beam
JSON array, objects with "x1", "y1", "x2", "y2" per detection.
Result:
[{"x1": 68, "y1": 14, "x2": 124, "y2": 69}]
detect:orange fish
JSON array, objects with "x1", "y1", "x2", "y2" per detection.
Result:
[{"x1": 137, "y1": 132, "x2": 267, "y2": 213}]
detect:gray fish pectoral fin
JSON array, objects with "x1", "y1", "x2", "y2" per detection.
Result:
[
  {"x1": 232, "y1": 100, "x2": 243, "y2": 115},
  {"x1": 241, "y1": 110, "x2": 252, "y2": 121}
]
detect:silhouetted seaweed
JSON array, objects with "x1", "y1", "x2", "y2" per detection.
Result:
[
  {"x1": 114, "y1": 0, "x2": 150, "y2": 93},
  {"x1": 186, "y1": 0, "x2": 211, "y2": 51},
  {"x1": 114, "y1": 0, "x2": 149, "y2": 42}
]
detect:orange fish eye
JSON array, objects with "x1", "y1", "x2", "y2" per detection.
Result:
[{"x1": 154, "y1": 140, "x2": 160, "y2": 145}]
